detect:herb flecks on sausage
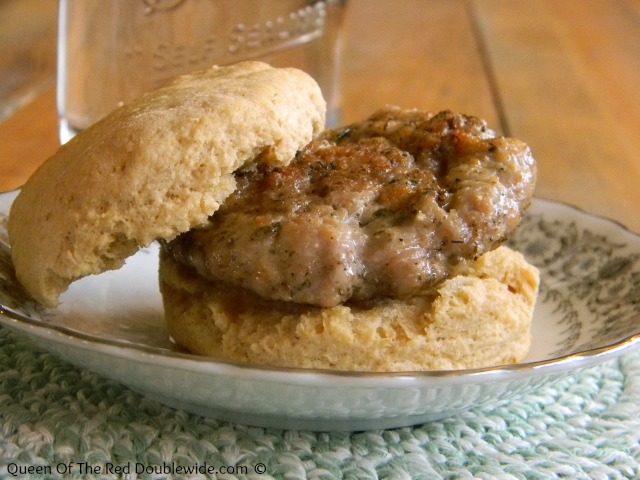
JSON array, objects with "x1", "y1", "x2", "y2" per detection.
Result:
[{"x1": 166, "y1": 108, "x2": 537, "y2": 307}]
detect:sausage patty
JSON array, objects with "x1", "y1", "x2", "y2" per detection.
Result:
[{"x1": 166, "y1": 108, "x2": 537, "y2": 307}]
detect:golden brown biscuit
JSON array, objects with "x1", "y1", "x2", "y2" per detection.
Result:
[
  {"x1": 9, "y1": 62, "x2": 325, "y2": 306},
  {"x1": 160, "y1": 246, "x2": 539, "y2": 371}
]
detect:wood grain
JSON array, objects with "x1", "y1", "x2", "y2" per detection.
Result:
[
  {"x1": 0, "y1": 86, "x2": 58, "y2": 192},
  {"x1": 0, "y1": 0, "x2": 638, "y2": 232},
  {"x1": 341, "y1": 0, "x2": 500, "y2": 127},
  {"x1": 471, "y1": 0, "x2": 640, "y2": 231}
]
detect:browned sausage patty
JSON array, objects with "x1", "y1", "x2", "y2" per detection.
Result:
[{"x1": 166, "y1": 108, "x2": 537, "y2": 307}]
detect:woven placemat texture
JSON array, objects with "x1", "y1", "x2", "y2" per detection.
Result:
[{"x1": 0, "y1": 327, "x2": 639, "y2": 480}]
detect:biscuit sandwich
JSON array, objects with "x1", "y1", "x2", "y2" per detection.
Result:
[{"x1": 8, "y1": 61, "x2": 539, "y2": 372}]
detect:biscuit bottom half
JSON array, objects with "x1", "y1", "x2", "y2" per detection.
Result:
[{"x1": 159, "y1": 246, "x2": 539, "y2": 372}]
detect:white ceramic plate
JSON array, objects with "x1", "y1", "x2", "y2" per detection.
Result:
[{"x1": 1, "y1": 190, "x2": 639, "y2": 431}]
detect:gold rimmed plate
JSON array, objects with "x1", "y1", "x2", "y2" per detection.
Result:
[{"x1": 1, "y1": 190, "x2": 639, "y2": 431}]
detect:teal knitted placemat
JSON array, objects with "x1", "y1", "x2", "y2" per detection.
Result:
[{"x1": 1, "y1": 326, "x2": 639, "y2": 480}]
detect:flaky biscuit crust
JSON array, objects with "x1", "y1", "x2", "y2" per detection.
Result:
[
  {"x1": 8, "y1": 62, "x2": 325, "y2": 306},
  {"x1": 160, "y1": 246, "x2": 539, "y2": 372}
]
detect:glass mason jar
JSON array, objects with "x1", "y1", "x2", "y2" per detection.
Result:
[{"x1": 57, "y1": 0, "x2": 347, "y2": 143}]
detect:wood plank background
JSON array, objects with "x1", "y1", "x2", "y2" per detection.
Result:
[
  {"x1": 341, "y1": 0, "x2": 640, "y2": 231},
  {"x1": 1, "y1": 0, "x2": 639, "y2": 231}
]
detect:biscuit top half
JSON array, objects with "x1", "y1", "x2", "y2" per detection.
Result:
[{"x1": 8, "y1": 61, "x2": 326, "y2": 307}]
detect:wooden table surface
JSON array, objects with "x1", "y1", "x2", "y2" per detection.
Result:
[{"x1": 1, "y1": 0, "x2": 639, "y2": 230}]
